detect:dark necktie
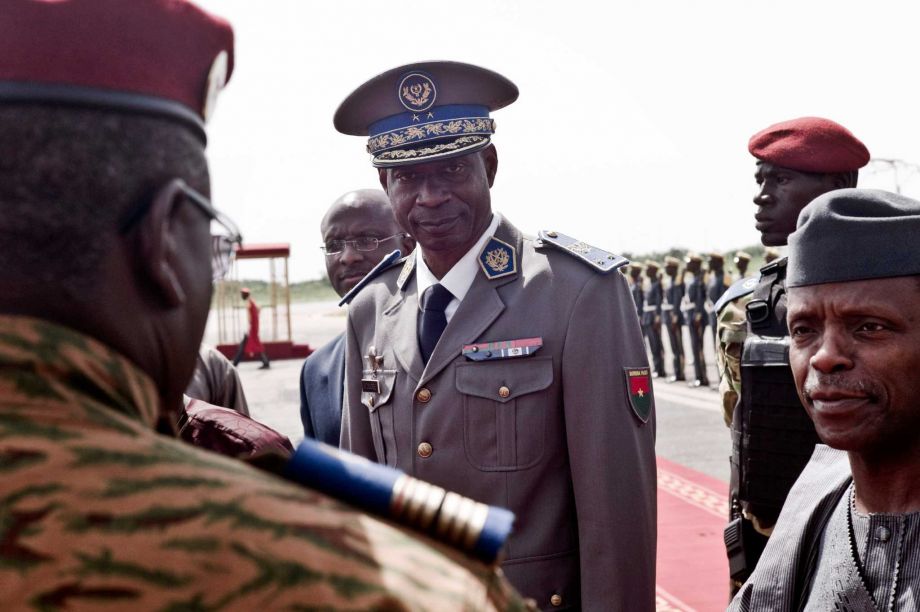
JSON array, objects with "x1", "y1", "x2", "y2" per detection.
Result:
[{"x1": 418, "y1": 283, "x2": 454, "y2": 364}]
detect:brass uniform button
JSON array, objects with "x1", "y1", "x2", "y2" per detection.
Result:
[
  {"x1": 546, "y1": 231, "x2": 558, "y2": 238},
  {"x1": 550, "y1": 594, "x2": 563, "y2": 607},
  {"x1": 498, "y1": 386, "x2": 511, "y2": 399},
  {"x1": 416, "y1": 388, "x2": 432, "y2": 403},
  {"x1": 417, "y1": 442, "x2": 433, "y2": 458}
]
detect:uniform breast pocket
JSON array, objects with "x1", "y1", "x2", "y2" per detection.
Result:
[
  {"x1": 361, "y1": 369, "x2": 397, "y2": 467},
  {"x1": 456, "y1": 356, "x2": 553, "y2": 472}
]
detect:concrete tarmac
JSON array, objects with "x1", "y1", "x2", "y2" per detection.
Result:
[{"x1": 231, "y1": 302, "x2": 731, "y2": 484}]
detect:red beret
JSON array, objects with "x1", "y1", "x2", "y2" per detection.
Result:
[
  {"x1": 0, "y1": 0, "x2": 234, "y2": 142},
  {"x1": 748, "y1": 117, "x2": 870, "y2": 173}
]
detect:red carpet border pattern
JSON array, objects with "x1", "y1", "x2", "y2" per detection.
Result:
[{"x1": 655, "y1": 457, "x2": 731, "y2": 612}]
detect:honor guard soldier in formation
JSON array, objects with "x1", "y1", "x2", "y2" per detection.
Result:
[
  {"x1": 629, "y1": 260, "x2": 645, "y2": 322},
  {"x1": 335, "y1": 61, "x2": 657, "y2": 610},
  {"x1": 642, "y1": 260, "x2": 666, "y2": 377},
  {"x1": 662, "y1": 256, "x2": 686, "y2": 382},
  {"x1": 731, "y1": 189, "x2": 920, "y2": 611},
  {"x1": 706, "y1": 252, "x2": 731, "y2": 349},
  {"x1": 718, "y1": 117, "x2": 870, "y2": 591},
  {"x1": 681, "y1": 253, "x2": 709, "y2": 387},
  {"x1": 0, "y1": 3, "x2": 526, "y2": 609},
  {"x1": 733, "y1": 251, "x2": 752, "y2": 279}
]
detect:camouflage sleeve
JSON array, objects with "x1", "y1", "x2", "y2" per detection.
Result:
[
  {"x1": 716, "y1": 293, "x2": 752, "y2": 427},
  {"x1": 0, "y1": 317, "x2": 533, "y2": 612},
  {"x1": 1, "y1": 429, "x2": 530, "y2": 611}
]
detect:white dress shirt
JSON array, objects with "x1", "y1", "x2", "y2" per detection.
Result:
[{"x1": 415, "y1": 213, "x2": 502, "y2": 323}]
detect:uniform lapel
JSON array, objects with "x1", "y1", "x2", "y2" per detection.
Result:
[
  {"x1": 419, "y1": 218, "x2": 522, "y2": 387},
  {"x1": 381, "y1": 267, "x2": 425, "y2": 383}
]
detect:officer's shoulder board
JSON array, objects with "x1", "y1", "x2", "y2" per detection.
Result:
[
  {"x1": 338, "y1": 249, "x2": 407, "y2": 306},
  {"x1": 713, "y1": 275, "x2": 760, "y2": 315},
  {"x1": 534, "y1": 230, "x2": 628, "y2": 274}
]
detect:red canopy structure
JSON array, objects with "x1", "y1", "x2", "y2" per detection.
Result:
[
  {"x1": 235, "y1": 243, "x2": 291, "y2": 260},
  {"x1": 214, "y1": 243, "x2": 313, "y2": 361}
]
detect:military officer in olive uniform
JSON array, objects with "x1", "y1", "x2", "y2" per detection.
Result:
[
  {"x1": 335, "y1": 61, "x2": 656, "y2": 610},
  {"x1": 641, "y1": 260, "x2": 665, "y2": 377},
  {"x1": 681, "y1": 253, "x2": 709, "y2": 387},
  {"x1": 661, "y1": 256, "x2": 686, "y2": 382}
]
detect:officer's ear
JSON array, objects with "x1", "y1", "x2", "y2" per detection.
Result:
[
  {"x1": 482, "y1": 144, "x2": 498, "y2": 187},
  {"x1": 137, "y1": 179, "x2": 190, "y2": 308},
  {"x1": 378, "y1": 168, "x2": 390, "y2": 194}
]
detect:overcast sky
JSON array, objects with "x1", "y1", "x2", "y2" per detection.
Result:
[{"x1": 197, "y1": 0, "x2": 920, "y2": 281}]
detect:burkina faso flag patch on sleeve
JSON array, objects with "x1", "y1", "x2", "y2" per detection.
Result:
[{"x1": 624, "y1": 366, "x2": 652, "y2": 423}]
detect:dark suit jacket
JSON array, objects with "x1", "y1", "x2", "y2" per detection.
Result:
[{"x1": 299, "y1": 333, "x2": 346, "y2": 445}]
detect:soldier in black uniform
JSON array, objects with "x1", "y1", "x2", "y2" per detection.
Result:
[
  {"x1": 722, "y1": 117, "x2": 870, "y2": 592},
  {"x1": 641, "y1": 260, "x2": 665, "y2": 377},
  {"x1": 706, "y1": 252, "x2": 730, "y2": 349},
  {"x1": 681, "y1": 253, "x2": 708, "y2": 387},
  {"x1": 662, "y1": 256, "x2": 686, "y2": 382}
]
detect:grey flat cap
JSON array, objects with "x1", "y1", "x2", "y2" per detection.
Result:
[{"x1": 787, "y1": 188, "x2": 920, "y2": 287}]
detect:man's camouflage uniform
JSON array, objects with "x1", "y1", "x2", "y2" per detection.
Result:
[
  {"x1": 716, "y1": 292, "x2": 753, "y2": 427},
  {"x1": 0, "y1": 316, "x2": 525, "y2": 611}
]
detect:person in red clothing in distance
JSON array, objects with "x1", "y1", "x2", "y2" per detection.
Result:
[{"x1": 233, "y1": 287, "x2": 270, "y2": 368}]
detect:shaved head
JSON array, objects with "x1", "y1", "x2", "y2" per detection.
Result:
[
  {"x1": 321, "y1": 189, "x2": 414, "y2": 297},
  {"x1": 322, "y1": 189, "x2": 394, "y2": 230}
]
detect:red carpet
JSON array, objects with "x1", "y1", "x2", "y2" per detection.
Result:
[{"x1": 655, "y1": 457, "x2": 730, "y2": 612}]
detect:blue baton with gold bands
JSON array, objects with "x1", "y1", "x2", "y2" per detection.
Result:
[{"x1": 283, "y1": 439, "x2": 515, "y2": 564}]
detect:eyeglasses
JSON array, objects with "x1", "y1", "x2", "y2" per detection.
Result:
[
  {"x1": 320, "y1": 233, "x2": 407, "y2": 256},
  {"x1": 183, "y1": 186, "x2": 243, "y2": 282},
  {"x1": 120, "y1": 180, "x2": 243, "y2": 282}
]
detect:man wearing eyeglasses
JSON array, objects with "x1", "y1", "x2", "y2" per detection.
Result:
[
  {"x1": 300, "y1": 189, "x2": 415, "y2": 444},
  {"x1": 0, "y1": 2, "x2": 527, "y2": 609}
]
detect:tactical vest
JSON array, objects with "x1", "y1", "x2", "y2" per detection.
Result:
[{"x1": 732, "y1": 258, "x2": 820, "y2": 528}]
